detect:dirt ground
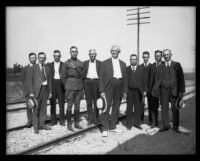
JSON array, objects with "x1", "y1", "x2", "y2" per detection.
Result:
[{"x1": 106, "y1": 96, "x2": 196, "y2": 154}]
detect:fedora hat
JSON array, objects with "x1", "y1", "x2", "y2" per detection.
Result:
[
  {"x1": 97, "y1": 96, "x2": 107, "y2": 113},
  {"x1": 175, "y1": 97, "x2": 185, "y2": 109},
  {"x1": 27, "y1": 97, "x2": 38, "y2": 109}
]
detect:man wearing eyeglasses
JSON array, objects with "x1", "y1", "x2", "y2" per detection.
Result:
[{"x1": 61, "y1": 46, "x2": 84, "y2": 131}]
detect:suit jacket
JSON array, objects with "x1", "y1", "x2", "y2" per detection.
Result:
[
  {"x1": 149, "y1": 61, "x2": 165, "y2": 93},
  {"x1": 152, "y1": 60, "x2": 185, "y2": 98},
  {"x1": 21, "y1": 64, "x2": 33, "y2": 98},
  {"x1": 126, "y1": 65, "x2": 144, "y2": 95},
  {"x1": 83, "y1": 60, "x2": 102, "y2": 79},
  {"x1": 29, "y1": 63, "x2": 52, "y2": 99},
  {"x1": 140, "y1": 63, "x2": 152, "y2": 94},
  {"x1": 99, "y1": 58, "x2": 127, "y2": 96}
]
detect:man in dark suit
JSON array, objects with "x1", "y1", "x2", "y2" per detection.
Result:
[
  {"x1": 99, "y1": 45, "x2": 127, "y2": 137},
  {"x1": 148, "y1": 50, "x2": 164, "y2": 128},
  {"x1": 83, "y1": 49, "x2": 102, "y2": 125},
  {"x1": 152, "y1": 49, "x2": 185, "y2": 133},
  {"x1": 140, "y1": 51, "x2": 152, "y2": 125},
  {"x1": 126, "y1": 54, "x2": 144, "y2": 130},
  {"x1": 61, "y1": 46, "x2": 84, "y2": 131},
  {"x1": 48, "y1": 50, "x2": 65, "y2": 126},
  {"x1": 29, "y1": 52, "x2": 52, "y2": 134},
  {"x1": 21, "y1": 52, "x2": 37, "y2": 128}
]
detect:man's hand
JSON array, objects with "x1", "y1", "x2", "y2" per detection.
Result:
[
  {"x1": 30, "y1": 93, "x2": 34, "y2": 97},
  {"x1": 48, "y1": 93, "x2": 52, "y2": 99},
  {"x1": 100, "y1": 92, "x2": 105, "y2": 98},
  {"x1": 143, "y1": 92, "x2": 147, "y2": 96}
]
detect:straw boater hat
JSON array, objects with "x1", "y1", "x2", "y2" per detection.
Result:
[
  {"x1": 175, "y1": 96, "x2": 185, "y2": 109},
  {"x1": 27, "y1": 97, "x2": 38, "y2": 109},
  {"x1": 97, "y1": 95, "x2": 107, "y2": 113}
]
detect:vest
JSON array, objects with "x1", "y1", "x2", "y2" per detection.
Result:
[{"x1": 161, "y1": 64, "x2": 177, "y2": 96}]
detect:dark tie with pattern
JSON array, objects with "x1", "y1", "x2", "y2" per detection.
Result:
[
  {"x1": 41, "y1": 64, "x2": 46, "y2": 82},
  {"x1": 167, "y1": 63, "x2": 170, "y2": 75}
]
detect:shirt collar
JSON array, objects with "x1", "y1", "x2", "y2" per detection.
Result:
[
  {"x1": 54, "y1": 61, "x2": 60, "y2": 64},
  {"x1": 89, "y1": 59, "x2": 96, "y2": 63},
  {"x1": 144, "y1": 62, "x2": 149, "y2": 66},
  {"x1": 131, "y1": 65, "x2": 137, "y2": 69},
  {"x1": 165, "y1": 60, "x2": 172, "y2": 66},
  {"x1": 30, "y1": 63, "x2": 33, "y2": 67},
  {"x1": 112, "y1": 57, "x2": 119, "y2": 62}
]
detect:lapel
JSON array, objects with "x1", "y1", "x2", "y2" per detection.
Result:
[
  {"x1": 36, "y1": 63, "x2": 42, "y2": 80},
  {"x1": 119, "y1": 59, "x2": 123, "y2": 76},
  {"x1": 86, "y1": 60, "x2": 89, "y2": 73},
  {"x1": 109, "y1": 58, "x2": 114, "y2": 76},
  {"x1": 52, "y1": 62, "x2": 55, "y2": 76}
]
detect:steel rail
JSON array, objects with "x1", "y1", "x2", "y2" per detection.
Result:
[
  {"x1": 13, "y1": 114, "x2": 127, "y2": 155},
  {"x1": 6, "y1": 84, "x2": 195, "y2": 113},
  {"x1": 9, "y1": 90, "x2": 195, "y2": 155}
]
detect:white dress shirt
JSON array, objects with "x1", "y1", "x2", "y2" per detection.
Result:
[
  {"x1": 54, "y1": 61, "x2": 60, "y2": 79},
  {"x1": 131, "y1": 65, "x2": 137, "y2": 71},
  {"x1": 165, "y1": 60, "x2": 172, "y2": 67},
  {"x1": 86, "y1": 60, "x2": 98, "y2": 79},
  {"x1": 144, "y1": 62, "x2": 149, "y2": 67},
  {"x1": 39, "y1": 63, "x2": 47, "y2": 85},
  {"x1": 112, "y1": 57, "x2": 122, "y2": 79},
  {"x1": 30, "y1": 63, "x2": 33, "y2": 67}
]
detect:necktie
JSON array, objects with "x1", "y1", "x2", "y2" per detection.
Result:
[
  {"x1": 167, "y1": 63, "x2": 170, "y2": 75},
  {"x1": 41, "y1": 64, "x2": 46, "y2": 82},
  {"x1": 132, "y1": 66, "x2": 135, "y2": 73},
  {"x1": 145, "y1": 63, "x2": 147, "y2": 68}
]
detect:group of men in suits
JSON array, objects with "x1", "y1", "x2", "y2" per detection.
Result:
[{"x1": 22, "y1": 45, "x2": 185, "y2": 136}]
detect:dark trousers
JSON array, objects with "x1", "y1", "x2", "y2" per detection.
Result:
[
  {"x1": 160, "y1": 87, "x2": 179, "y2": 129},
  {"x1": 100, "y1": 78, "x2": 122, "y2": 131},
  {"x1": 32, "y1": 86, "x2": 48, "y2": 128},
  {"x1": 25, "y1": 97, "x2": 33, "y2": 124},
  {"x1": 149, "y1": 94, "x2": 159, "y2": 126},
  {"x1": 141, "y1": 94, "x2": 151, "y2": 124},
  {"x1": 84, "y1": 79, "x2": 99, "y2": 123},
  {"x1": 50, "y1": 79, "x2": 65, "y2": 123},
  {"x1": 66, "y1": 90, "x2": 83, "y2": 112},
  {"x1": 126, "y1": 88, "x2": 143, "y2": 127}
]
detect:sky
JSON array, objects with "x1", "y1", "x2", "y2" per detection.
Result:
[{"x1": 6, "y1": 6, "x2": 195, "y2": 72}]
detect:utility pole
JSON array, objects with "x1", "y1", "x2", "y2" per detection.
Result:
[{"x1": 127, "y1": 6, "x2": 150, "y2": 64}]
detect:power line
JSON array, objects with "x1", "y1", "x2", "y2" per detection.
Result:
[{"x1": 126, "y1": 7, "x2": 150, "y2": 64}]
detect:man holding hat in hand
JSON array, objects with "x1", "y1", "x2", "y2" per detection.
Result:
[{"x1": 21, "y1": 52, "x2": 37, "y2": 128}]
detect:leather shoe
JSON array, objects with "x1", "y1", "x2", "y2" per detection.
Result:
[
  {"x1": 87, "y1": 120, "x2": 93, "y2": 125},
  {"x1": 127, "y1": 127, "x2": 132, "y2": 130},
  {"x1": 173, "y1": 128, "x2": 181, "y2": 133},
  {"x1": 49, "y1": 122, "x2": 57, "y2": 126},
  {"x1": 75, "y1": 123, "x2": 83, "y2": 129},
  {"x1": 134, "y1": 125, "x2": 142, "y2": 130},
  {"x1": 60, "y1": 122, "x2": 66, "y2": 126},
  {"x1": 67, "y1": 124, "x2": 74, "y2": 131},
  {"x1": 34, "y1": 127, "x2": 39, "y2": 134},
  {"x1": 27, "y1": 123, "x2": 32, "y2": 128},
  {"x1": 159, "y1": 127, "x2": 169, "y2": 132},
  {"x1": 40, "y1": 125, "x2": 51, "y2": 130}
]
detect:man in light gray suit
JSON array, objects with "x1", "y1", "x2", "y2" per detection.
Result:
[
  {"x1": 21, "y1": 52, "x2": 37, "y2": 128},
  {"x1": 29, "y1": 52, "x2": 52, "y2": 134}
]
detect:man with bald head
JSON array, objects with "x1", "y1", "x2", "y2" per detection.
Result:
[
  {"x1": 99, "y1": 45, "x2": 127, "y2": 137},
  {"x1": 152, "y1": 49, "x2": 185, "y2": 133},
  {"x1": 83, "y1": 49, "x2": 102, "y2": 125}
]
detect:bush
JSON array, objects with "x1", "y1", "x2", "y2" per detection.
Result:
[{"x1": 13, "y1": 63, "x2": 23, "y2": 74}]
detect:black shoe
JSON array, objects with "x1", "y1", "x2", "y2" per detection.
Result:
[
  {"x1": 49, "y1": 122, "x2": 57, "y2": 126},
  {"x1": 173, "y1": 128, "x2": 181, "y2": 133},
  {"x1": 127, "y1": 127, "x2": 132, "y2": 130},
  {"x1": 27, "y1": 123, "x2": 32, "y2": 128},
  {"x1": 75, "y1": 123, "x2": 83, "y2": 129},
  {"x1": 34, "y1": 127, "x2": 39, "y2": 134},
  {"x1": 67, "y1": 124, "x2": 74, "y2": 131},
  {"x1": 159, "y1": 127, "x2": 169, "y2": 132},
  {"x1": 60, "y1": 122, "x2": 66, "y2": 126},
  {"x1": 40, "y1": 125, "x2": 51, "y2": 130},
  {"x1": 134, "y1": 125, "x2": 142, "y2": 130},
  {"x1": 87, "y1": 120, "x2": 93, "y2": 125}
]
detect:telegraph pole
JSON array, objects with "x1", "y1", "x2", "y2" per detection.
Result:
[{"x1": 127, "y1": 7, "x2": 150, "y2": 64}]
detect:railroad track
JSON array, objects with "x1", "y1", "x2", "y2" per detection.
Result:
[
  {"x1": 8, "y1": 90, "x2": 195, "y2": 155},
  {"x1": 6, "y1": 83, "x2": 195, "y2": 112}
]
